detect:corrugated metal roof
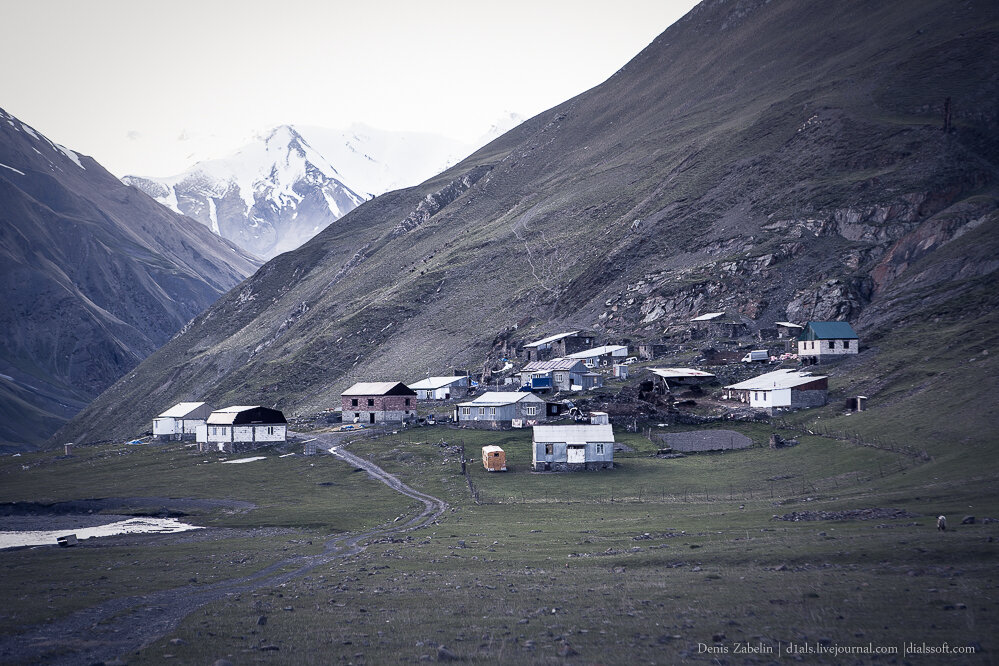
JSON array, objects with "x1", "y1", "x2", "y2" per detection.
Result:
[
  {"x1": 724, "y1": 369, "x2": 827, "y2": 391},
  {"x1": 649, "y1": 368, "x2": 715, "y2": 379},
  {"x1": 532, "y1": 424, "x2": 615, "y2": 443},
  {"x1": 524, "y1": 331, "x2": 580, "y2": 348},
  {"x1": 342, "y1": 382, "x2": 415, "y2": 396},
  {"x1": 157, "y1": 402, "x2": 207, "y2": 418},
  {"x1": 691, "y1": 312, "x2": 725, "y2": 321},
  {"x1": 800, "y1": 321, "x2": 858, "y2": 340},
  {"x1": 408, "y1": 376, "x2": 467, "y2": 390},
  {"x1": 522, "y1": 358, "x2": 587, "y2": 372},
  {"x1": 567, "y1": 345, "x2": 627, "y2": 358},
  {"x1": 458, "y1": 391, "x2": 543, "y2": 407}
]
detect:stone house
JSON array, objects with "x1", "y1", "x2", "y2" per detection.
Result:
[
  {"x1": 797, "y1": 321, "x2": 859, "y2": 363},
  {"x1": 531, "y1": 424, "x2": 615, "y2": 471},
  {"x1": 523, "y1": 331, "x2": 596, "y2": 362},
  {"x1": 198, "y1": 406, "x2": 287, "y2": 453},
  {"x1": 341, "y1": 382, "x2": 417, "y2": 424},
  {"x1": 519, "y1": 358, "x2": 592, "y2": 391},
  {"x1": 455, "y1": 391, "x2": 546, "y2": 428}
]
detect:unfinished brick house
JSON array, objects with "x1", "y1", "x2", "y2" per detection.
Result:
[{"x1": 341, "y1": 382, "x2": 417, "y2": 424}]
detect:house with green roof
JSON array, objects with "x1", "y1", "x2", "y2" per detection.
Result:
[{"x1": 797, "y1": 321, "x2": 859, "y2": 363}]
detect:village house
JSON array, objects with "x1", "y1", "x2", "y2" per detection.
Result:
[
  {"x1": 407, "y1": 376, "x2": 471, "y2": 400},
  {"x1": 648, "y1": 368, "x2": 716, "y2": 394},
  {"x1": 519, "y1": 358, "x2": 595, "y2": 391},
  {"x1": 689, "y1": 312, "x2": 751, "y2": 338},
  {"x1": 532, "y1": 423, "x2": 615, "y2": 471},
  {"x1": 197, "y1": 406, "x2": 287, "y2": 453},
  {"x1": 523, "y1": 331, "x2": 596, "y2": 362},
  {"x1": 797, "y1": 321, "x2": 859, "y2": 363},
  {"x1": 341, "y1": 382, "x2": 417, "y2": 424},
  {"x1": 568, "y1": 344, "x2": 628, "y2": 368},
  {"x1": 723, "y1": 369, "x2": 828, "y2": 412},
  {"x1": 455, "y1": 391, "x2": 546, "y2": 428},
  {"x1": 152, "y1": 401, "x2": 213, "y2": 441}
]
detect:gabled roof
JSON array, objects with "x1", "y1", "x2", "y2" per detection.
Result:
[
  {"x1": 532, "y1": 424, "x2": 615, "y2": 444},
  {"x1": 458, "y1": 391, "x2": 544, "y2": 407},
  {"x1": 157, "y1": 402, "x2": 207, "y2": 418},
  {"x1": 724, "y1": 369, "x2": 827, "y2": 391},
  {"x1": 524, "y1": 331, "x2": 580, "y2": 348},
  {"x1": 342, "y1": 381, "x2": 417, "y2": 396},
  {"x1": 567, "y1": 345, "x2": 627, "y2": 359},
  {"x1": 408, "y1": 376, "x2": 467, "y2": 390},
  {"x1": 799, "y1": 321, "x2": 858, "y2": 340},
  {"x1": 522, "y1": 358, "x2": 588, "y2": 372},
  {"x1": 649, "y1": 368, "x2": 716, "y2": 379},
  {"x1": 207, "y1": 406, "x2": 287, "y2": 425}
]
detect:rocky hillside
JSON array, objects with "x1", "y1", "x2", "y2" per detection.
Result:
[
  {"x1": 56, "y1": 0, "x2": 998, "y2": 446},
  {"x1": 0, "y1": 109, "x2": 260, "y2": 450}
]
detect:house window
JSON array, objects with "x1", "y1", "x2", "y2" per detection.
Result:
[
  {"x1": 545, "y1": 443, "x2": 553, "y2": 455},
  {"x1": 844, "y1": 340, "x2": 851, "y2": 349},
  {"x1": 267, "y1": 426, "x2": 274, "y2": 435},
  {"x1": 596, "y1": 443, "x2": 605, "y2": 454},
  {"x1": 221, "y1": 427, "x2": 228, "y2": 436},
  {"x1": 525, "y1": 405, "x2": 538, "y2": 416},
  {"x1": 460, "y1": 406, "x2": 470, "y2": 416},
  {"x1": 478, "y1": 407, "x2": 485, "y2": 416},
  {"x1": 828, "y1": 341, "x2": 835, "y2": 349},
  {"x1": 211, "y1": 427, "x2": 217, "y2": 435},
  {"x1": 489, "y1": 407, "x2": 496, "y2": 417},
  {"x1": 405, "y1": 398, "x2": 411, "y2": 406},
  {"x1": 353, "y1": 412, "x2": 360, "y2": 419},
  {"x1": 351, "y1": 398, "x2": 358, "y2": 407},
  {"x1": 367, "y1": 398, "x2": 374, "y2": 407}
]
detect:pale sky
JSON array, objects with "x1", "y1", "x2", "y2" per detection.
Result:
[{"x1": 1, "y1": 0, "x2": 698, "y2": 177}]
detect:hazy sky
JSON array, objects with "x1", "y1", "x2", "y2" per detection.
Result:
[{"x1": 1, "y1": 0, "x2": 698, "y2": 177}]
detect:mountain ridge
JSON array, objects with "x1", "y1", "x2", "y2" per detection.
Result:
[{"x1": 0, "y1": 107, "x2": 260, "y2": 449}]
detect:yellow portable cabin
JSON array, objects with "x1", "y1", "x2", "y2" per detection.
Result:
[{"x1": 481, "y1": 445, "x2": 507, "y2": 472}]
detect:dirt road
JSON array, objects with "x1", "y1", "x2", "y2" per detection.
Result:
[{"x1": 0, "y1": 433, "x2": 448, "y2": 665}]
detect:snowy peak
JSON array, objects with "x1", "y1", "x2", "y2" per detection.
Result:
[
  {"x1": 0, "y1": 107, "x2": 87, "y2": 174},
  {"x1": 124, "y1": 126, "x2": 365, "y2": 259}
]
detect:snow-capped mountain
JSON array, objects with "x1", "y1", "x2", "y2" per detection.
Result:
[{"x1": 124, "y1": 126, "x2": 365, "y2": 259}]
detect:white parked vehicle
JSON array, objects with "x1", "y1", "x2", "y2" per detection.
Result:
[{"x1": 741, "y1": 350, "x2": 769, "y2": 363}]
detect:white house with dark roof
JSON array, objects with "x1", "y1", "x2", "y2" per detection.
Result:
[
  {"x1": 797, "y1": 321, "x2": 859, "y2": 362},
  {"x1": 532, "y1": 424, "x2": 615, "y2": 471},
  {"x1": 198, "y1": 406, "x2": 287, "y2": 453},
  {"x1": 152, "y1": 402, "x2": 213, "y2": 441},
  {"x1": 455, "y1": 391, "x2": 546, "y2": 428},
  {"x1": 407, "y1": 376, "x2": 471, "y2": 400},
  {"x1": 724, "y1": 369, "x2": 828, "y2": 411}
]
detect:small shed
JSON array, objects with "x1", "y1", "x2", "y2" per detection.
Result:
[{"x1": 482, "y1": 446, "x2": 507, "y2": 472}]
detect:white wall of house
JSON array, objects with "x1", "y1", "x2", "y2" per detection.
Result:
[
  {"x1": 749, "y1": 388, "x2": 791, "y2": 408},
  {"x1": 798, "y1": 339, "x2": 858, "y2": 357}
]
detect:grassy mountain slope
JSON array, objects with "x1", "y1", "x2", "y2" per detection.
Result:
[{"x1": 55, "y1": 0, "x2": 998, "y2": 449}]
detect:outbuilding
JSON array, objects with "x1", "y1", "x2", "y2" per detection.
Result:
[
  {"x1": 567, "y1": 344, "x2": 629, "y2": 368},
  {"x1": 456, "y1": 391, "x2": 546, "y2": 428},
  {"x1": 198, "y1": 406, "x2": 287, "y2": 453},
  {"x1": 723, "y1": 369, "x2": 828, "y2": 412},
  {"x1": 152, "y1": 402, "x2": 213, "y2": 441},
  {"x1": 648, "y1": 368, "x2": 716, "y2": 394},
  {"x1": 532, "y1": 424, "x2": 615, "y2": 471},
  {"x1": 482, "y1": 446, "x2": 507, "y2": 472},
  {"x1": 523, "y1": 331, "x2": 596, "y2": 362},
  {"x1": 341, "y1": 382, "x2": 417, "y2": 424},
  {"x1": 797, "y1": 321, "x2": 859, "y2": 363}
]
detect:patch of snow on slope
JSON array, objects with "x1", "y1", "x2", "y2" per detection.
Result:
[
  {"x1": 207, "y1": 197, "x2": 220, "y2": 235},
  {"x1": 0, "y1": 163, "x2": 26, "y2": 176}
]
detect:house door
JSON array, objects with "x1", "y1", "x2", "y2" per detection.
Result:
[
  {"x1": 567, "y1": 445, "x2": 585, "y2": 463},
  {"x1": 369, "y1": 413, "x2": 376, "y2": 424}
]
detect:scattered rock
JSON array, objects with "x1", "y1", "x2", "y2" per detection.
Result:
[
  {"x1": 257, "y1": 615, "x2": 268, "y2": 626},
  {"x1": 168, "y1": 638, "x2": 186, "y2": 645},
  {"x1": 962, "y1": 516, "x2": 975, "y2": 525}
]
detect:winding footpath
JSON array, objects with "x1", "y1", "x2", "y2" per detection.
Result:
[{"x1": 0, "y1": 433, "x2": 448, "y2": 665}]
